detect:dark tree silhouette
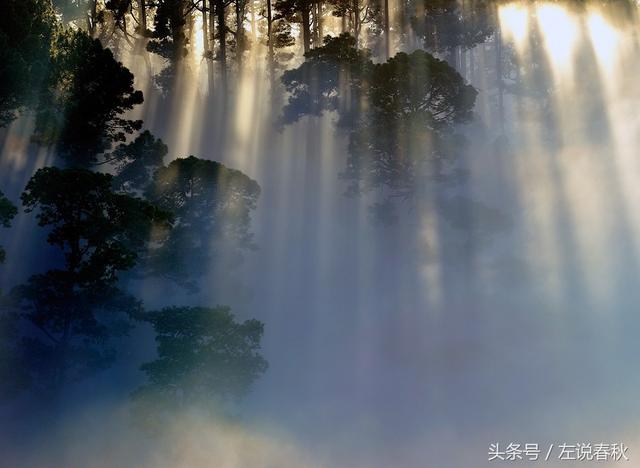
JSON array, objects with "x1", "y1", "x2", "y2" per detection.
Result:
[
  {"x1": 0, "y1": 191, "x2": 17, "y2": 264},
  {"x1": 8, "y1": 168, "x2": 172, "y2": 393},
  {"x1": 0, "y1": 0, "x2": 56, "y2": 126},
  {"x1": 111, "y1": 130, "x2": 169, "y2": 193},
  {"x1": 132, "y1": 305, "x2": 268, "y2": 427},
  {"x1": 275, "y1": 0, "x2": 315, "y2": 53},
  {"x1": 281, "y1": 33, "x2": 371, "y2": 125},
  {"x1": 282, "y1": 34, "x2": 477, "y2": 199},
  {"x1": 142, "y1": 156, "x2": 260, "y2": 290},
  {"x1": 345, "y1": 49, "x2": 477, "y2": 198},
  {"x1": 34, "y1": 30, "x2": 144, "y2": 166},
  {"x1": 410, "y1": 0, "x2": 494, "y2": 55}
]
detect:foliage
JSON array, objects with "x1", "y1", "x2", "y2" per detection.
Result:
[
  {"x1": 281, "y1": 34, "x2": 372, "y2": 125},
  {"x1": 12, "y1": 273, "x2": 141, "y2": 390},
  {"x1": 142, "y1": 156, "x2": 260, "y2": 290},
  {"x1": 22, "y1": 167, "x2": 172, "y2": 283},
  {"x1": 34, "y1": 29, "x2": 143, "y2": 165},
  {"x1": 132, "y1": 305, "x2": 268, "y2": 426},
  {"x1": 111, "y1": 130, "x2": 169, "y2": 193},
  {"x1": 282, "y1": 34, "x2": 477, "y2": 198},
  {"x1": 410, "y1": 0, "x2": 494, "y2": 53},
  {"x1": 0, "y1": 0, "x2": 57, "y2": 126},
  {"x1": 6, "y1": 168, "x2": 172, "y2": 392}
]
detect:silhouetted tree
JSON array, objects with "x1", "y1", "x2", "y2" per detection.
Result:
[
  {"x1": 345, "y1": 49, "x2": 477, "y2": 197},
  {"x1": 281, "y1": 34, "x2": 371, "y2": 125},
  {"x1": 275, "y1": 0, "x2": 315, "y2": 53},
  {"x1": 9, "y1": 168, "x2": 171, "y2": 393},
  {"x1": 410, "y1": 0, "x2": 494, "y2": 55},
  {"x1": 132, "y1": 305, "x2": 267, "y2": 427},
  {"x1": 34, "y1": 30, "x2": 144, "y2": 166},
  {"x1": 0, "y1": 0, "x2": 56, "y2": 127},
  {"x1": 146, "y1": 0, "x2": 190, "y2": 86},
  {"x1": 0, "y1": 191, "x2": 17, "y2": 264},
  {"x1": 143, "y1": 156, "x2": 260, "y2": 290},
  {"x1": 282, "y1": 34, "x2": 477, "y2": 199},
  {"x1": 111, "y1": 130, "x2": 169, "y2": 193}
]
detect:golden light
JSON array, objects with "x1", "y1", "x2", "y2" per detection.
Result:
[
  {"x1": 536, "y1": 3, "x2": 579, "y2": 73},
  {"x1": 499, "y1": 3, "x2": 529, "y2": 51},
  {"x1": 191, "y1": 14, "x2": 205, "y2": 65},
  {"x1": 587, "y1": 12, "x2": 620, "y2": 69}
]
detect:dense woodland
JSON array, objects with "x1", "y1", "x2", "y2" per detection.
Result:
[{"x1": 0, "y1": 0, "x2": 636, "y2": 437}]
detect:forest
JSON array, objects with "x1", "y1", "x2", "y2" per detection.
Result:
[{"x1": 2, "y1": 0, "x2": 640, "y2": 466}]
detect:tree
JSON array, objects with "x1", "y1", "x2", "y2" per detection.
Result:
[
  {"x1": 143, "y1": 156, "x2": 260, "y2": 290},
  {"x1": 327, "y1": 0, "x2": 382, "y2": 44},
  {"x1": 34, "y1": 29, "x2": 144, "y2": 166},
  {"x1": 9, "y1": 167, "x2": 172, "y2": 392},
  {"x1": 281, "y1": 33, "x2": 371, "y2": 125},
  {"x1": 410, "y1": 0, "x2": 494, "y2": 56},
  {"x1": 132, "y1": 305, "x2": 268, "y2": 427},
  {"x1": 282, "y1": 34, "x2": 477, "y2": 200},
  {"x1": 0, "y1": 0, "x2": 56, "y2": 127},
  {"x1": 0, "y1": 191, "x2": 17, "y2": 264},
  {"x1": 275, "y1": 0, "x2": 315, "y2": 53},
  {"x1": 111, "y1": 130, "x2": 169, "y2": 193},
  {"x1": 146, "y1": 0, "x2": 190, "y2": 86}
]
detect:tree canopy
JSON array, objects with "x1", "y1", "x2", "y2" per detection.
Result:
[
  {"x1": 0, "y1": 0, "x2": 57, "y2": 126},
  {"x1": 8, "y1": 168, "x2": 172, "y2": 392},
  {"x1": 133, "y1": 305, "x2": 267, "y2": 425},
  {"x1": 142, "y1": 156, "x2": 261, "y2": 289},
  {"x1": 282, "y1": 34, "x2": 477, "y2": 199},
  {"x1": 34, "y1": 30, "x2": 144, "y2": 165}
]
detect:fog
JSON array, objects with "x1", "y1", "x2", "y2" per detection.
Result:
[{"x1": 3, "y1": 1, "x2": 640, "y2": 467}]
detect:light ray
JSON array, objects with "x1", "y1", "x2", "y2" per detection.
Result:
[
  {"x1": 499, "y1": 3, "x2": 529, "y2": 52},
  {"x1": 536, "y1": 3, "x2": 579, "y2": 76}
]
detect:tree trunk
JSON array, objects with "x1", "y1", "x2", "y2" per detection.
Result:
[
  {"x1": 138, "y1": 0, "x2": 147, "y2": 33},
  {"x1": 267, "y1": 0, "x2": 273, "y2": 55},
  {"x1": 203, "y1": 0, "x2": 209, "y2": 55},
  {"x1": 317, "y1": 1, "x2": 323, "y2": 42},
  {"x1": 352, "y1": 0, "x2": 359, "y2": 42},
  {"x1": 217, "y1": 0, "x2": 227, "y2": 73},
  {"x1": 236, "y1": 0, "x2": 246, "y2": 65},
  {"x1": 383, "y1": 0, "x2": 390, "y2": 58},
  {"x1": 301, "y1": 5, "x2": 311, "y2": 53}
]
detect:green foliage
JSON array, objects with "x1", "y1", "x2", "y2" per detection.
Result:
[
  {"x1": 53, "y1": 0, "x2": 95, "y2": 22},
  {"x1": 22, "y1": 167, "x2": 173, "y2": 284},
  {"x1": 410, "y1": 0, "x2": 494, "y2": 53},
  {"x1": 148, "y1": 0, "x2": 188, "y2": 60},
  {"x1": 142, "y1": 156, "x2": 260, "y2": 290},
  {"x1": 34, "y1": 29, "x2": 143, "y2": 165},
  {"x1": 132, "y1": 306, "x2": 267, "y2": 426},
  {"x1": 281, "y1": 34, "x2": 372, "y2": 124},
  {"x1": 111, "y1": 130, "x2": 169, "y2": 193},
  {"x1": 0, "y1": 0, "x2": 57, "y2": 126},
  {"x1": 7, "y1": 167, "x2": 172, "y2": 392},
  {"x1": 0, "y1": 191, "x2": 17, "y2": 263},
  {"x1": 12, "y1": 272, "x2": 141, "y2": 390},
  {"x1": 282, "y1": 34, "x2": 477, "y2": 198}
]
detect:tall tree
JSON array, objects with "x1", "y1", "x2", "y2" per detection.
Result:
[
  {"x1": 10, "y1": 168, "x2": 171, "y2": 392},
  {"x1": 34, "y1": 30, "x2": 144, "y2": 166},
  {"x1": 132, "y1": 305, "x2": 268, "y2": 427},
  {"x1": 111, "y1": 130, "x2": 169, "y2": 193},
  {"x1": 143, "y1": 156, "x2": 260, "y2": 290},
  {"x1": 282, "y1": 34, "x2": 477, "y2": 200},
  {"x1": 0, "y1": 0, "x2": 56, "y2": 127},
  {"x1": 275, "y1": 0, "x2": 314, "y2": 53}
]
